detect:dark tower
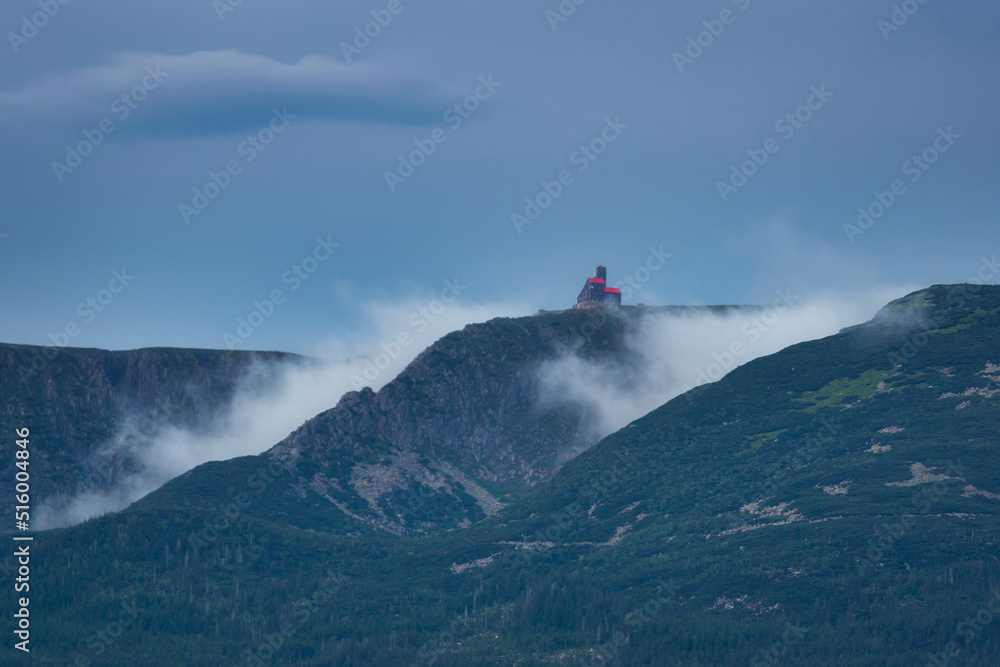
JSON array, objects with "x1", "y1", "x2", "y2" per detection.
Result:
[{"x1": 596, "y1": 265, "x2": 607, "y2": 282}]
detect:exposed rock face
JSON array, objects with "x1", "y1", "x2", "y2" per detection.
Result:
[
  {"x1": 136, "y1": 309, "x2": 650, "y2": 536},
  {"x1": 257, "y1": 311, "x2": 636, "y2": 534},
  {"x1": 0, "y1": 344, "x2": 293, "y2": 514}
]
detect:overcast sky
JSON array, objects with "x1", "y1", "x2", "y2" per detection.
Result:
[{"x1": 1, "y1": 0, "x2": 997, "y2": 355}]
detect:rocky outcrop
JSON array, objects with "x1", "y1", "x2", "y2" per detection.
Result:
[{"x1": 140, "y1": 309, "x2": 645, "y2": 535}]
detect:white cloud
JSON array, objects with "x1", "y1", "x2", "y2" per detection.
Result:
[
  {"x1": 537, "y1": 287, "x2": 916, "y2": 443},
  {"x1": 34, "y1": 285, "x2": 917, "y2": 529},
  {"x1": 34, "y1": 295, "x2": 531, "y2": 529}
]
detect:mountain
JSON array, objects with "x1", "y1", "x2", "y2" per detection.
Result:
[
  {"x1": 14, "y1": 285, "x2": 1000, "y2": 665},
  {"x1": 0, "y1": 344, "x2": 295, "y2": 526},
  {"x1": 135, "y1": 305, "x2": 767, "y2": 537},
  {"x1": 132, "y1": 307, "x2": 670, "y2": 535}
]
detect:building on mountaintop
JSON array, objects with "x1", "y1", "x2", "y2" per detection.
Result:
[{"x1": 573, "y1": 265, "x2": 622, "y2": 309}]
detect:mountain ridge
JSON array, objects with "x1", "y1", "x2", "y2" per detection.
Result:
[{"x1": 12, "y1": 286, "x2": 1000, "y2": 664}]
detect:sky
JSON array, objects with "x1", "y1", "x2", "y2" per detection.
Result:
[{"x1": 1, "y1": 0, "x2": 998, "y2": 356}]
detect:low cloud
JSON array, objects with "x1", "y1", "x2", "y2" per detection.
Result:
[
  {"x1": 34, "y1": 295, "x2": 531, "y2": 529},
  {"x1": 35, "y1": 286, "x2": 915, "y2": 529},
  {"x1": 537, "y1": 287, "x2": 916, "y2": 443}
]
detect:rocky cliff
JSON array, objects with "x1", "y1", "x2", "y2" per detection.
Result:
[{"x1": 0, "y1": 344, "x2": 294, "y2": 521}]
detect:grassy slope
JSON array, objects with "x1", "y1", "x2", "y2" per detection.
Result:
[{"x1": 15, "y1": 286, "x2": 1000, "y2": 665}]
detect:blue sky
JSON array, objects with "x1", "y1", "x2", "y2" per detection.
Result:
[{"x1": 1, "y1": 0, "x2": 997, "y2": 355}]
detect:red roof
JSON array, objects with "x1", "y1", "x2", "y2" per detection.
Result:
[
  {"x1": 588, "y1": 277, "x2": 605, "y2": 284},
  {"x1": 604, "y1": 287, "x2": 622, "y2": 294}
]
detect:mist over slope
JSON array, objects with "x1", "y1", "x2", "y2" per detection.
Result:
[
  {"x1": 31, "y1": 299, "x2": 531, "y2": 528},
  {"x1": 20, "y1": 284, "x2": 1000, "y2": 665},
  {"x1": 0, "y1": 345, "x2": 294, "y2": 529},
  {"x1": 537, "y1": 288, "x2": 909, "y2": 442},
  {"x1": 133, "y1": 289, "x2": 907, "y2": 537},
  {"x1": 135, "y1": 309, "x2": 639, "y2": 535},
  {"x1": 14, "y1": 286, "x2": 908, "y2": 530}
]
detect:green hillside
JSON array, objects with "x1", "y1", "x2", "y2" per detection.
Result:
[{"x1": 11, "y1": 285, "x2": 1000, "y2": 665}]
